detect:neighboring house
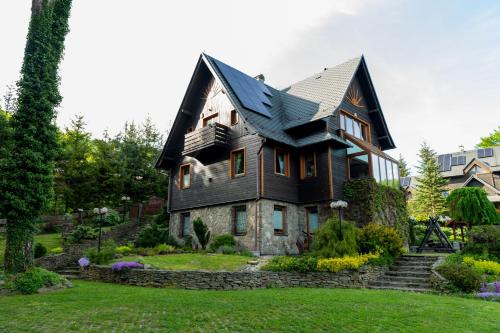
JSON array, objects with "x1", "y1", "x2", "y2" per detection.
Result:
[
  {"x1": 156, "y1": 53, "x2": 398, "y2": 254},
  {"x1": 401, "y1": 146, "x2": 500, "y2": 212}
]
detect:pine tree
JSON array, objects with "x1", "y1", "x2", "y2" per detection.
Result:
[
  {"x1": 397, "y1": 154, "x2": 410, "y2": 177},
  {"x1": 412, "y1": 142, "x2": 449, "y2": 220},
  {"x1": 1, "y1": 0, "x2": 72, "y2": 273}
]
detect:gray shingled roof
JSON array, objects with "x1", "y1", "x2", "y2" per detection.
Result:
[
  {"x1": 439, "y1": 146, "x2": 500, "y2": 178},
  {"x1": 204, "y1": 54, "x2": 356, "y2": 149}
]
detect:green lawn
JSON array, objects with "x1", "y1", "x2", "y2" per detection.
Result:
[
  {"x1": 114, "y1": 253, "x2": 251, "y2": 271},
  {"x1": 0, "y1": 233, "x2": 62, "y2": 264},
  {"x1": 0, "y1": 281, "x2": 499, "y2": 332}
]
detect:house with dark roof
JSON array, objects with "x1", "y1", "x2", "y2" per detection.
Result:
[
  {"x1": 401, "y1": 146, "x2": 500, "y2": 212},
  {"x1": 156, "y1": 53, "x2": 399, "y2": 254}
]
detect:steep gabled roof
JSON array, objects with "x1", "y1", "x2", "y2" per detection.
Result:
[
  {"x1": 462, "y1": 175, "x2": 500, "y2": 195},
  {"x1": 157, "y1": 53, "x2": 396, "y2": 168}
]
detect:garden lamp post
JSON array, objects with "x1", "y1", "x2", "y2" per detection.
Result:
[
  {"x1": 330, "y1": 200, "x2": 348, "y2": 240},
  {"x1": 121, "y1": 196, "x2": 131, "y2": 223},
  {"x1": 93, "y1": 207, "x2": 108, "y2": 252},
  {"x1": 134, "y1": 176, "x2": 143, "y2": 224}
]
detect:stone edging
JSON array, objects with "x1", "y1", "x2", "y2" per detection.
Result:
[
  {"x1": 429, "y1": 256, "x2": 449, "y2": 293},
  {"x1": 79, "y1": 264, "x2": 388, "y2": 290}
]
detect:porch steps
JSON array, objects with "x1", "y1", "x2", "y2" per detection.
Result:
[
  {"x1": 368, "y1": 255, "x2": 440, "y2": 293},
  {"x1": 56, "y1": 266, "x2": 81, "y2": 280}
]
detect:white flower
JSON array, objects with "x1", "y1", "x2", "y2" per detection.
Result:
[
  {"x1": 331, "y1": 200, "x2": 348, "y2": 209},
  {"x1": 93, "y1": 208, "x2": 99, "y2": 214}
]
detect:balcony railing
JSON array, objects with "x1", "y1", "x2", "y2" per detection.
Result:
[{"x1": 182, "y1": 123, "x2": 230, "y2": 156}]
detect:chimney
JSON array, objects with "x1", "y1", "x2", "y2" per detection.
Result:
[
  {"x1": 459, "y1": 145, "x2": 465, "y2": 152},
  {"x1": 254, "y1": 74, "x2": 265, "y2": 82}
]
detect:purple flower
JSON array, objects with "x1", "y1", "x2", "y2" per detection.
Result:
[
  {"x1": 495, "y1": 282, "x2": 500, "y2": 293},
  {"x1": 477, "y1": 292, "x2": 500, "y2": 299},
  {"x1": 78, "y1": 257, "x2": 90, "y2": 267},
  {"x1": 111, "y1": 261, "x2": 144, "y2": 271}
]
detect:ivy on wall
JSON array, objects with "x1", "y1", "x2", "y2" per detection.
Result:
[{"x1": 344, "y1": 178, "x2": 409, "y2": 242}]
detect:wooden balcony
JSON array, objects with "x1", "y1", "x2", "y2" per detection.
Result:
[{"x1": 182, "y1": 123, "x2": 230, "y2": 156}]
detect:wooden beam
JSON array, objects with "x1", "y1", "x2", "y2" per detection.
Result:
[{"x1": 181, "y1": 108, "x2": 193, "y2": 116}]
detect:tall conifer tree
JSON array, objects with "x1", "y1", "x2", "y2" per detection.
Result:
[
  {"x1": 1, "y1": 0, "x2": 72, "y2": 273},
  {"x1": 413, "y1": 142, "x2": 448, "y2": 220},
  {"x1": 398, "y1": 154, "x2": 410, "y2": 177}
]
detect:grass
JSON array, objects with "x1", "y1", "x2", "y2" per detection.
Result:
[
  {"x1": 0, "y1": 233, "x2": 62, "y2": 264},
  {"x1": 0, "y1": 281, "x2": 499, "y2": 332},
  {"x1": 113, "y1": 253, "x2": 251, "y2": 271}
]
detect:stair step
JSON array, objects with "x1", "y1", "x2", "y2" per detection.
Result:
[
  {"x1": 385, "y1": 271, "x2": 432, "y2": 278},
  {"x1": 60, "y1": 274, "x2": 79, "y2": 280},
  {"x1": 368, "y1": 285, "x2": 433, "y2": 293},
  {"x1": 369, "y1": 280, "x2": 431, "y2": 289},
  {"x1": 380, "y1": 276, "x2": 429, "y2": 283},
  {"x1": 389, "y1": 267, "x2": 432, "y2": 273}
]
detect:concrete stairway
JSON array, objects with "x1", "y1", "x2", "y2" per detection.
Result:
[
  {"x1": 368, "y1": 255, "x2": 440, "y2": 292},
  {"x1": 57, "y1": 265, "x2": 81, "y2": 280}
]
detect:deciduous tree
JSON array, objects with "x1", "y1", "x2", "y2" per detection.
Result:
[{"x1": 478, "y1": 126, "x2": 500, "y2": 148}]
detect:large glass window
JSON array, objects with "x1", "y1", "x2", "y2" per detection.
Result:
[
  {"x1": 230, "y1": 149, "x2": 245, "y2": 177},
  {"x1": 306, "y1": 207, "x2": 319, "y2": 233},
  {"x1": 233, "y1": 206, "x2": 247, "y2": 235},
  {"x1": 341, "y1": 112, "x2": 370, "y2": 142},
  {"x1": 370, "y1": 153, "x2": 399, "y2": 187},
  {"x1": 275, "y1": 148, "x2": 290, "y2": 176},
  {"x1": 372, "y1": 154, "x2": 380, "y2": 182},
  {"x1": 273, "y1": 206, "x2": 286, "y2": 235},
  {"x1": 300, "y1": 151, "x2": 316, "y2": 179},
  {"x1": 179, "y1": 164, "x2": 191, "y2": 189}
]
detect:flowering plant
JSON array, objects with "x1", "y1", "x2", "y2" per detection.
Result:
[
  {"x1": 78, "y1": 257, "x2": 90, "y2": 267},
  {"x1": 111, "y1": 261, "x2": 144, "y2": 271},
  {"x1": 330, "y1": 200, "x2": 348, "y2": 209}
]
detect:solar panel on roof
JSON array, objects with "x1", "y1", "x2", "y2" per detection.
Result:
[
  {"x1": 210, "y1": 57, "x2": 272, "y2": 118},
  {"x1": 438, "y1": 154, "x2": 445, "y2": 172},
  {"x1": 451, "y1": 157, "x2": 458, "y2": 166},
  {"x1": 400, "y1": 177, "x2": 411, "y2": 187},
  {"x1": 478, "y1": 149, "x2": 485, "y2": 158},
  {"x1": 444, "y1": 154, "x2": 452, "y2": 171},
  {"x1": 484, "y1": 148, "x2": 493, "y2": 157},
  {"x1": 458, "y1": 156, "x2": 466, "y2": 165}
]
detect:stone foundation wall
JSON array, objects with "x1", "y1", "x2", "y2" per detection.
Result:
[{"x1": 80, "y1": 265, "x2": 387, "y2": 290}]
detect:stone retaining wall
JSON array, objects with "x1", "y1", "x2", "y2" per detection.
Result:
[{"x1": 79, "y1": 265, "x2": 387, "y2": 290}]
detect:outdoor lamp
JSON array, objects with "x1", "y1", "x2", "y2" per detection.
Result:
[
  {"x1": 330, "y1": 200, "x2": 348, "y2": 240},
  {"x1": 93, "y1": 207, "x2": 108, "y2": 252}
]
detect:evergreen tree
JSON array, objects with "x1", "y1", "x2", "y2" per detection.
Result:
[
  {"x1": 1, "y1": 0, "x2": 72, "y2": 273},
  {"x1": 397, "y1": 154, "x2": 410, "y2": 177},
  {"x1": 412, "y1": 142, "x2": 448, "y2": 220},
  {"x1": 478, "y1": 126, "x2": 500, "y2": 148},
  {"x1": 446, "y1": 187, "x2": 497, "y2": 229}
]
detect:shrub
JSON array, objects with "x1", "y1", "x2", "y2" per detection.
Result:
[
  {"x1": 358, "y1": 223, "x2": 404, "y2": 258},
  {"x1": 261, "y1": 256, "x2": 319, "y2": 273},
  {"x1": 115, "y1": 245, "x2": 133, "y2": 256},
  {"x1": 183, "y1": 235, "x2": 193, "y2": 250},
  {"x1": 49, "y1": 247, "x2": 63, "y2": 255},
  {"x1": 34, "y1": 243, "x2": 47, "y2": 259},
  {"x1": 447, "y1": 187, "x2": 498, "y2": 228},
  {"x1": 219, "y1": 245, "x2": 236, "y2": 254},
  {"x1": 101, "y1": 209, "x2": 122, "y2": 226},
  {"x1": 312, "y1": 217, "x2": 358, "y2": 258},
  {"x1": 463, "y1": 257, "x2": 500, "y2": 276},
  {"x1": 5, "y1": 268, "x2": 66, "y2": 294},
  {"x1": 154, "y1": 243, "x2": 176, "y2": 254},
  {"x1": 84, "y1": 240, "x2": 117, "y2": 265},
  {"x1": 436, "y1": 263, "x2": 482, "y2": 293},
  {"x1": 464, "y1": 225, "x2": 500, "y2": 258},
  {"x1": 135, "y1": 223, "x2": 168, "y2": 248},
  {"x1": 209, "y1": 234, "x2": 236, "y2": 252},
  {"x1": 70, "y1": 225, "x2": 98, "y2": 243},
  {"x1": 193, "y1": 217, "x2": 211, "y2": 250},
  {"x1": 317, "y1": 253, "x2": 380, "y2": 273}
]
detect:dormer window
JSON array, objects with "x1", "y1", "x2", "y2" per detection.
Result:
[{"x1": 340, "y1": 111, "x2": 369, "y2": 142}]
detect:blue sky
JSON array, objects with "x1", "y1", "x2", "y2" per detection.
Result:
[{"x1": 1, "y1": 0, "x2": 499, "y2": 172}]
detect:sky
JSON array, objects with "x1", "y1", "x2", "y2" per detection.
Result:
[{"x1": 1, "y1": 0, "x2": 499, "y2": 173}]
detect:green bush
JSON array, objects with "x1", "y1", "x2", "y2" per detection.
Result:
[
  {"x1": 262, "y1": 256, "x2": 318, "y2": 272},
  {"x1": 84, "y1": 240, "x2": 117, "y2": 265},
  {"x1": 49, "y1": 247, "x2": 63, "y2": 255},
  {"x1": 101, "y1": 209, "x2": 122, "y2": 226},
  {"x1": 193, "y1": 217, "x2": 211, "y2": 250},
  {"x1": 312, "y1": 217, "x2": 358, "y2": 258},
  {"x1": 5, "y1": 268, "x2": 66, "y2": 294},
  {"x1": 70, "y1": 225, "x2": 98, "y2": 243},
  {"x1": 135, "y1": 223, "x2": 168, "y2": 248},
  {"x1": 464, "y1": 225, "x2": 500, "y2": 258},
  {"x1": 34, "y1": 243, "x2": 47, "y2": 259},
  {"x1": 357, "y1": 223, "x2": 404, "y2": 257},
  {"x1": 154, "y1": 243, "x2": 176, "y2": 254},
  {"x1": 209, "y1": 234, "x2": 236, "y2": 252},
  {"x1": 447, "y1": 187, "x2": 498, "y2": 228},
  {"x1": 220, "y1": 245, "x2": 236, "y2": 254},
  {"x1": 436, "y1": 262, "x2": 482, "y2": 293},
  {"x1": 115, "y1": 245, "x2": 133, "y2": 256},
  {"x1": 183, "y1": 235, "x2": 193, "y2": 250}
]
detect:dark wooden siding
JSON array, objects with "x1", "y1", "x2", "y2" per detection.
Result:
[
  {"x1": 297, "y1": 144, "x2": 331, "y2": 203},
  {"x1": 332, "y1": 148, "x2": 347, "y2": 199},
  {"x1": 261, "y1": 144, "x2": 299, "y2": 203},
  {"x1": 170, "y1": 134, "x2": 262, "y2": 212}
]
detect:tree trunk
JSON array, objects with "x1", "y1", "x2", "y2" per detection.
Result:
[{"x1": 4, "y1": 222, "x2": 34, "y2": 272}]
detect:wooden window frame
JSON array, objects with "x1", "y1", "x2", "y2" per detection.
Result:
[
  {"x1": 305, "y1": 206, "x2": 319, "y2": 235},
  {"x1": 274, "y1": 148, "x2": 290, "y2": 177},
  {"x1": 230, "y1": 110, "x2": 238, "y2": 126},
  {"x1": 273, "y1": 205, "x2": 287, "y2": 235},
  {"x1": 339, "y1": 110, "x2": 371, "y2": 143},
  {"x1": 230, "y1": 148, "x2": 246, "y2": 178},
  {"x1": 178, "y1": 163, "x2": 192, "y2": 190},
  {"x1": 179, "y1": 212, "x2": 190, "y2": 238},
  {"x1": 300, "y1": 151, "x2": 317, "y2": 179},
  {"x1": 202, "y1": 113, "x2": 219, "y2": 127},
  {"x1": 232, "y1": 205, "x2": 247, "y2": 236}
]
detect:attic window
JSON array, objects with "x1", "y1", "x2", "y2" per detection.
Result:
[{"x1": 230, "y1": 110, "x2": 238, "y2": 126}]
